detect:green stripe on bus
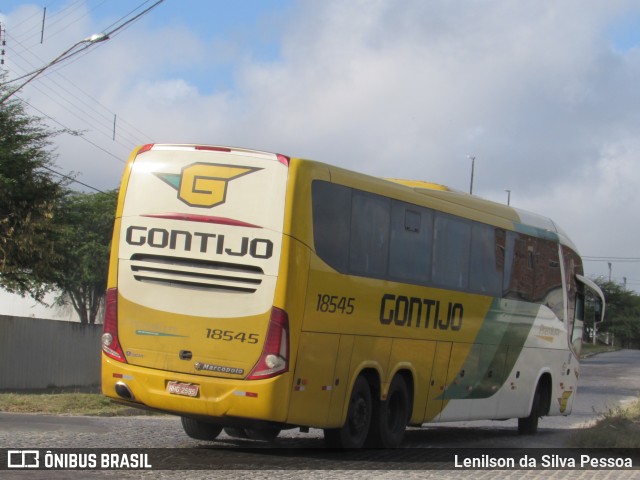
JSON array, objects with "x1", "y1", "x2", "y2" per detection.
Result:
[{"x1": 440, "y1": 299, "x2": 540, "y2": 400}]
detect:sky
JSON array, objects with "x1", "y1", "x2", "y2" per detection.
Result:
[{"x1": 1, "y1": 0, "x2": 640, "y2": 291}]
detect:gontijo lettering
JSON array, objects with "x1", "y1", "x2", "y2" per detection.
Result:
[
  {"x1": 379, "y1": 293, "x2": 463, "y2": 331},
  {"x1": 125, "y1": 226, "x2": 274, "y2": 259}
]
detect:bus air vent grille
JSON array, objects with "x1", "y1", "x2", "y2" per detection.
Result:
[{"x1": 129, "y1": 254, "x2": 263, "y2": 293}]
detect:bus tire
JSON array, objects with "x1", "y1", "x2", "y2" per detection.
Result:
[
  {"x1": 180, "y1": 417, "x2": 223, "y2": 441},
  {"x1": 518, "y1": 384, "x2": 542, "y2": 435},
  {"x1": 246, "y1": 427, "x2": 281, "y2": 442},
  {"x1": 367, "y1": 375, "x2": 410, "y2": 448},
  {"x1": 324, "y1": 375, "x2": 372, "y2": 448}
]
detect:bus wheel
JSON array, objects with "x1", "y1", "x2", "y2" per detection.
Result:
[
  {"x1": 518, "y1": 383, "x2": 542, "y2": 435},
  {"x1": 246, "y1": 427, "x2": 281, "y2": 442},
  {"x1": 180, "y1": 417, "x2": 223, "y2": 441},
  {"x1": 368, "y1": 375, "x2": 410, "y2": 448},
  {"x1": 324, "y1": 375, "x2": 372, "y2": 448},
  {"x1": 224, "y1": 427, "x2": 249, "y2": 439}
]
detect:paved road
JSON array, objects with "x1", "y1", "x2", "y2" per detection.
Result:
[{"x1": 1, "y1": 349, "x2": 639, "y2": 478}]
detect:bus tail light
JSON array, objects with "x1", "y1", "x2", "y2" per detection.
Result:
[
  {"x1": 137, "y1": 144, "x2": 154, "y2": 155},
  {"x1": 247, "y1": 307, "x2": 289, "y2": 380},
  {"x1": 102, "y1": 288, "x2": 127, "y2": 363},
  {"x1": 276, "y1": 154, "x2": 290, "y2": 167}
]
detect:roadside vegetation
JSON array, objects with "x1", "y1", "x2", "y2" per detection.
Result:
[
  {"x1": 580, "y1": 343, "x2": 619, "y2": 357},
  {"x1": 1, "y1": 79, "x2": 118, "y2": 324},
  {"x1": 569, "y1": 398, "x2": 640, "y2": 448},
  {"x1": 0, "y1": 390, "x2": 155, "y2": 416}
]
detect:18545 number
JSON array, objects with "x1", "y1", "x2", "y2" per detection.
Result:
[
  {"x1": 316, "y1": 294, "x2": 355, "y2": 314},
  {"x1": 206, "y1": 329, "x2": 259, "y2": 343}
]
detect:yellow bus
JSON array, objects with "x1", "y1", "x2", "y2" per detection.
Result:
[{"x1": 101, "y1": 144, "x2": 605, "y2": 448}]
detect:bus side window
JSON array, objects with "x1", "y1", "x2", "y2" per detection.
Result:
[
  {"x1": 432, "y1": 213, "x2": 471, "y2": 290},
  {"x1": 469, "y1": 223, "x2": 503, "y2": 296},
  {"x1": 504, "y1": 233, "x2": 533, "y2": 301},
  {"x1": 502, "y1": 231, "x2": 516, "y2": 298},
  {"x1": 349, "y1": 191, "x2": 390, "y2": 277},
  {"x1": 389, "y1": 201, "x2": 432, "y2": 285},
  {"x1": 312, "y1": 181, "x2": 352, "y2": 273},
  {"x1": 531, "y1": 238, "x2": 564, "y2": 320}
]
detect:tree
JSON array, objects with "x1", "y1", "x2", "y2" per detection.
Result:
[
  {"x1": 593, "y1": 279, "x2": 640, "y2": 348},
  {"x1": 0, "y1": 75, "x2": 67, "y2": 299},
  {"x1": 52, "y1": 190, "x2": 118, "y2": 324}
]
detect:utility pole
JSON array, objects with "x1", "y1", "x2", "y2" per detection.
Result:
[
  {"x1": 0, "y1": 22, "x2": 6, "y2": 65},
  {"x1": 468, "y1": 155, "x2": 476, "y2": 195},
  {"x1": 40, "y1": 7, "x2": 47, "y2": 44}
]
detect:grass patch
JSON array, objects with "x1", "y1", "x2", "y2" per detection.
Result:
[
  {"x1": 580, "y1": 343, "x2": 619, "y2": 358},
  {"x1": 570, "y1": 399, "x2": 640, "y2": 448},
  {"x1": 0, "y1": 392, "x2": 158, "y2": 416}
]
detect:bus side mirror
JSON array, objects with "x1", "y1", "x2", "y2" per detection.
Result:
[{"x1": 576, "y1": 274, "x2": 606, "y2": 324}]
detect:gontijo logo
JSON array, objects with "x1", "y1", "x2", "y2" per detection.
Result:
[{"x1": 155, "y1": 163, "x2": 261, "y2": 208}]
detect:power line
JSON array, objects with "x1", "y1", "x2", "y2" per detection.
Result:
[
  {"x1": 42, "y1": 0, "x2": 109, "y2": 46},
  {"x1": 583, "y1": 257, "x2": 640, "y2": 263},
  {"x1": 0, "y1": 32, "x2": 110, "y2": 103},
  {"x1": 3, "y1": 38, "x2": 141, "y2": 154},
  {"x1": 22, "y1": 98, "x2": 126, "y2": 164},
  {"x1": 101, "y1": 0, "x2": 158, "y2": 34},
  {"x1": 1, "y1": 0, "x2": 165, "y2": 185},
  {"x1": 2, "y1": 0, "x2": 163, "y2": 139},
  {"x1": 2, "y1": 0, "x2": 60, "y2": 42},
  {"x1": 9, "y1": 0, "x2": 86, "y2": 49},
  {"x1": 4, "y1": 31, "x2": 153, "y2": 143},
  {"x1": 20, "y1": 78, "x2": 140, "y2": 151},
  {"x1": 2, "y1": 0, "x2": 165, "y2": 87},
  {"x1": 40, "y1": 164, "x2": 115, "y2": 196}
]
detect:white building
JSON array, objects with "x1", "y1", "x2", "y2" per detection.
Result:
[{"x1": 0, "y1": 289, "x2": 82, "y2": 322}]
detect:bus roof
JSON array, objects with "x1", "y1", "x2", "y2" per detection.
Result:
[
  {"x1": 380, "y1": 177, "x2": 578, "y2": 252},
  {"x1": 384, "y1": 178, "x2": 452, "y2": 191},
  {"x1": 134, "y1": 146, "x2": 578, "y2": 253}
]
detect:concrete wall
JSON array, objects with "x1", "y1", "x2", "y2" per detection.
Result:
[{"x1": 0, "y1": 315, "x2": 102, "y2": 390}]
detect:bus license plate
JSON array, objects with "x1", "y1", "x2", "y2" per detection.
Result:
[{"x1": 167, "y1": 381, "x2": 199, "y2": 397}]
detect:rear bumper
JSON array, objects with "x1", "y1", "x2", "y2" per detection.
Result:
[{"x1": 102, "y1": 356, "x2": 292, "y2": 423}]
